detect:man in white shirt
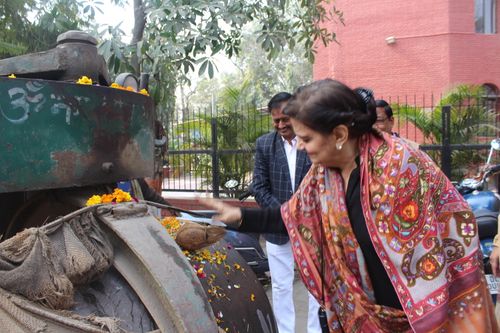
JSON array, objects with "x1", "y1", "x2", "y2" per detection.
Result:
[{"x1": 252, "y1": 92, "x2": 321, "y2": 333}]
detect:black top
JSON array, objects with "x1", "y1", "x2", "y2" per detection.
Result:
[
  {"x1": 137, "y1": 178, "x2": 170, "y2": 206},
  {"x1": 240, "y1": 164, "x2": 402, "y2": 310}
]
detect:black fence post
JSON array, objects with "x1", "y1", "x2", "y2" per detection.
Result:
[
  {"x1": 441, "y1": 105, "x2": 452, "y2": 178},
  {"x1": 211, "y1": 118, "x2": 220, "y2": 198}
]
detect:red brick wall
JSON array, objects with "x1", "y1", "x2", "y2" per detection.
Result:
[
  {"x1": 393, "y1": 119, "x2": 427, "y2": 144},
  {"x1": 314, "y1": 0, "x2": 500, "y2": 99}
]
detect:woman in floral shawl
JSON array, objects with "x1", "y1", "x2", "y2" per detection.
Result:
[{"x1": 201, "y1": 79, "x2": 498, "y2": 332}]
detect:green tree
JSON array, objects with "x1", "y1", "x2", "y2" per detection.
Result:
[
  {"x1": 171, "y1": 79, "x2": 272, "y2": 196},
  {"x1": 3, "y1": 0, "x2": 341, "y2": 123},
  {"x1": 396, "y1": 84, "x2": 498, "y2": 179},
  {"x1": 230, "y1": 26, "x2": 313, "y2": 103},
  {"x1": 97, "y1": 0, "x2": 342, "y2": 120},
  {"x1": 183, "y1": 23, "x2": 313, "y2": 112},
  {"x1": 0, "y1": 0, "x2": 104, "y2": 58}
]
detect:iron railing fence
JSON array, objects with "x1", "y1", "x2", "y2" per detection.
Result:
[
  {"x1": 163, "y1": 96, "x2": 500, "y2": 197},
  {"x1": 163, "y1": 105, "x2": 272, "y2": 197}
]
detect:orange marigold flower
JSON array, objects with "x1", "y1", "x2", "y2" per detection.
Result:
[
  {"x1": 125, "y1": 86, "x2": 135, "y2": 92},
  {"x1": 101, "y1": 194, "x2": 114, "y2": 203},
  {"x1": 86, "y1": 189, "x2": 133, "y2": 206},
  {"x1": 112, "y1": 188, "x2": 132, "y2": 202},
  {"x1": 161, "y1": 217, "x2": 181, "y2": 235}
]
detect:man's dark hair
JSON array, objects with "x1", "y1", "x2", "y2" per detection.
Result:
[
  {"x1": 268, "y1": 92, "x2": 292, "y2": 112},
  {"x1": 375, "y1": 99, "x2": 393, "y2": 118}
]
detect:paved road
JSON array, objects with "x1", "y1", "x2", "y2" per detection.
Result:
[
  {"x1": 264, "y1": 274, "x2": 309, "y2": 333},
  {"x1": 259, "y1": 238, "x2": 309, "y2": 333}
]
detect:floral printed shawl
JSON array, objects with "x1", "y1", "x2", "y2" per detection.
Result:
[{"x1": 281, "y1": 133, "x2": 498, "y2": 332}]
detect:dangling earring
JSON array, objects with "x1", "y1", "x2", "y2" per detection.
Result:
[{"x1": 336, "y1": 143, "x2": 343, "y2": 150}]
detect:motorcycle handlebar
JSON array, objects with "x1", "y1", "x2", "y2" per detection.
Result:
[
  {"x1": 238, "y1": 190, "x2": 253, "y2": 201},
  {"x1": 238, "y1": 183, "x2": 254, "y2": 201},
  {"x1": 488, "y1": 164, "x2": 500, "y2": 175},
  {"x1": 483, "y1": 164, "x2": 500, "y2": 181}
]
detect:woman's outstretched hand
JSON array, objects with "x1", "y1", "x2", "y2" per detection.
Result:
[
  {"x1": 490, "y1": 246, "x2": 500, "y2": 277},
  {"x1": 197, "y1": 197, "x2": 243, "y2": 228}
]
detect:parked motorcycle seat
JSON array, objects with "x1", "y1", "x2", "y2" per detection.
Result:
[{"x1": 474, "y1": 208, "x2": 498, "y2": 239}]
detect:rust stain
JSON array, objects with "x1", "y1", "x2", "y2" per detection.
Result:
[{"x1": 51, "y1": 150, "x2": 93, "y2": 184}]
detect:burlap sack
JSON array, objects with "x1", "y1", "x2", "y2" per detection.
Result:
[{"x1": 0, "y1": 210, "x2": 113, "y2": 310}]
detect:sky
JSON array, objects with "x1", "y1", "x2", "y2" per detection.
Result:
[
  {"x1": 95, "y1": 1, "x2": 134, "y2": 42},
  {"x1": 93, "y1": 0, "x2": 237, "y2": 79}
]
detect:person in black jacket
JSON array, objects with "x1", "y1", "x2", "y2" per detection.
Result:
[{"x1": 252, "y1": 92, "x2": 319, "y2": 333}]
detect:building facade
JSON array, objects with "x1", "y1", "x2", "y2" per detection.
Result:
[{"x1": 313, "y1": 0, "x2": 500, "y2": 101}]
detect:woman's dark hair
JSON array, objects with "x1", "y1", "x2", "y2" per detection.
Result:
[{"x1": 283, "y1": 79, "x2": 377, "y2": 137}]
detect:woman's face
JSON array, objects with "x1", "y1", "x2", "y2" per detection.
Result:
[{"x1": 291, "y1": 118, "x2": 339, "y2": 167}]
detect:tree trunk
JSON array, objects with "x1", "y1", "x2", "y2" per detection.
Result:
[{"x1": 131, "y1": 0, "x2": 146, "y2": 75}]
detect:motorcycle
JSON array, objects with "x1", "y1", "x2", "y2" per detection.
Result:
[
  {"x1": 455, "y1": 138, "x2": 500, "y2": 300},
  {"x1": 220, "y1": 180, "x2": 270, "y2": 285}
]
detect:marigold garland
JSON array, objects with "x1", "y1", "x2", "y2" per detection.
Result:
[
  {"x1": 160, "y1": 216, "x2": 182, "y2": 236},
  {"x1": 109, "y1": 82, "x2": 149, "y2": 96},
  {"x1": 75, "y1": 77, "x2": 150, "y2": 96},
  {"x1": 85, "y1": 188, "x2": 133, "y2": 206}
]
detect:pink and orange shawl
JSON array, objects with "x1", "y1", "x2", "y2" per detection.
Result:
[{"x1": 281, "y1": 133, "x2": 498, "y2": 332}]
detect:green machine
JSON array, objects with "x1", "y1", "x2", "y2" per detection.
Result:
[
  {"x1": 0, "y1": 31, "x2": 276, "y2": 333},
  {"x1": 0, "y1": 77, "x2": 154, "y2": 193}
]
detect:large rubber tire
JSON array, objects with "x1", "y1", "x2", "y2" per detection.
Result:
[{"x1": 72, "y1": 266, "x2": 156, "y2": 332}]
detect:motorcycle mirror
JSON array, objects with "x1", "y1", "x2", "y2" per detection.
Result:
[
  {"x1": 491, "y1": 138, "x2": 500, "y2": 151},
  {"x1": 486, "y1": 138, "x2": 500, "y2": 165},
  {"x1": 224, "y1": 179, "x2": 239, "y2": 189}
]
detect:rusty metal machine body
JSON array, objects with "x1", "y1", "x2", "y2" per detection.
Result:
[
  {"x1": 0, "y1": 31, "x2": 276, "y2": 333},
  {"x1": 0, "y1": 31, "x2": 110, "y2": 85},
  {"x1": 0, "y1": 77, "x2": 155, "y2": 193}
]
